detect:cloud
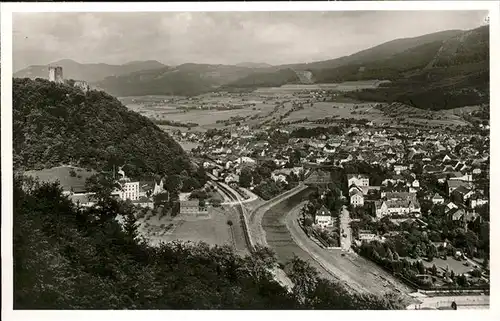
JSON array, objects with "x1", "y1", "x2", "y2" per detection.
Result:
[{"x1": 13, "y1": 10, "x2": 487, "y2": 71}]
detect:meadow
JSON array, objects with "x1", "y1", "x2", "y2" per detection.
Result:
[
  {"x1": 121, "y1": 85, "x2": 475, "y2": 132},
  {"x1": 138, "y1": 207, "x2": 233, "y2": 248}
]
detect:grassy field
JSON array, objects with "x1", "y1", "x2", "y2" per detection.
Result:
[
  {"x1": 283, "y1": 101, "x2": 390, "y2": 123},
  {"x1": 376, "y1": 103, "x2": 471, "y2": 126},
  {"x1": 254, "y1": 81, "x2": 390, "y2": 94},
  {"x1": 24, "y1": 166, "x2": 97, "y2": 191},
  {"x1": 161, "y1": 108, "x2": 262, "y2": 126},
  {"x1": 122, "y1": 87, "x2": 475, "y2": 132},
  {"x1": 139, "y1": 207, "x2": 233, "y2": 248}
]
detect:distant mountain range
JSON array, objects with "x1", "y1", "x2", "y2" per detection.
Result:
[
  {"x1": 14, "y1": 26, "x2": 489, "y2": 110},
  {"x1": 14, "y1": 59, "x2": 167, "y2": 83}
]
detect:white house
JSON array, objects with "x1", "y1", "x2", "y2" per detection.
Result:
[
  {"x1": 347, "y1": 174, "x2": 370, "y2": 187},
  {"x1": 448, "y1": 173, "x2": 473, "y2": 182},
  {"x1": 470, "y1": 198, "x2": 488, "y2": 209},
  {"x1": 236, "y1": 156, "x2": 256, "y2": 165},
  {"x1": 271, "y1": 172, "x2": 288, "y2": 183},
  {"x1": 432, "y1": 193, "x2": 445, "y2": 205},
  {"x1": 393, "y1": 164, "x2": 408, "y2": 175},
  {"x1": 375, "y1": 196, "x2": 421, "y2": 218},
  {"x1": 350, "y1": 189, "x2": 364, "y2": 207},
  {"x1": 314, "y1": 205, "x2": 333, "y2": 228}
]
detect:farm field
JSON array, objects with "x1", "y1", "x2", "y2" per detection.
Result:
[
  {"x1": 283, "y1": 101, "x2": 390, "y2": 123},
  {"x1": 162, "y1": 108, "x2": 262, "y2": 126},
  {"x1": 254, "y1": 80, "x2": 390, "y2": 94},
  {"x1": 138, "y1": 207, "x2": 233, "y2": 248},
  {"x1": 375, "y1": 103, "x2": 471, "y2": 127},
  {"x1": 122, "y1": 87, "x2": 475, "y2": 132}
]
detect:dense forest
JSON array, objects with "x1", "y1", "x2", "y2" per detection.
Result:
[
  {"x1": 14, "y1": 176, "x2": 404, "y2": 309},
  {"x1": 343, "y1": 64, "x2": 489, "y2": 110},
  {"x1": 342, "y1": 26, "x2": 489, "y2": 110},
  {"x1": 13, "y1": 78, "x2": 193, "y2": 178},
  {"x1": 309, "y1": 41, "x2": 446, "y2": 83},
  {"x1": 96, "y1": 67, "x2": 217, "y2": 97},
  {"x1": 222, "y1": 68, "x2": 300, "y2": 89}
]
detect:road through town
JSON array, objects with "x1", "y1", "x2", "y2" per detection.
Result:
[
  {"x1": 285, "y1": 203, "x2": 416, "y2": 297},
  {"x1": 339, "y1": 205, "x2": 353, "y2": 252}
]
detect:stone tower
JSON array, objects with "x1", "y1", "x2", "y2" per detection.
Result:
[{"x1": 48, "y1": 66, "x2": 64, "y2": 83}]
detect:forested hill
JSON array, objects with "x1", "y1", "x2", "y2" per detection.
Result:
[{"x1": 13, "y1": 78, "x2": 192, "y2": 178}]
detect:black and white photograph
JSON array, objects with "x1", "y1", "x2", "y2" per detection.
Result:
[{"x1": 1, "y1": 1, "x2": 497, "y2": 317}]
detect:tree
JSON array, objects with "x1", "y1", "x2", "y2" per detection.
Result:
[
  {"x1": 427, "y1": 244, "x2": 437, "y2": 261},
  {"x1": 417, "y1": 261, "x2": 426, "y2": 274},
  {"x1": 286, "y1": 256, "x2": 319, "y2": 302},
  {"x1": 482, "y1": 258, "x2": 489, "y2": 270},
  {"x1": 393, "y1": 251, "x2": 400, "y2": 262},
  {"x1": 430, "y1": 264, "x2": 438, "y2": 276},
  {"x1": 85, "y1": 172, "x2": 121, "y2": 205},
  {"x1": 386, "y1": 248, "x2": 394, "y2": 261},
  {"x1": 304, "y1": 217, "x2": 313, "y2": 227},
  {"x1": 211, "y1": 198, "x2": 222, "y2": 207},
  {"x1": 456, "y1": 274, "x2": 467, "y2": 287},
  {"x1": 239, "y1": 168, "x2": 253, "y2": 188}
]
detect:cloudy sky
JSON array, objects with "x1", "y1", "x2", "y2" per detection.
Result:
[{"x1": 13, "y1": 10, "x2": 487, "y2": 71}]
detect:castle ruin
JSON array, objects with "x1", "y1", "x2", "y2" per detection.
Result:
[{"x1": 48, "y1": 66, "x2": 64, "y2": 83}]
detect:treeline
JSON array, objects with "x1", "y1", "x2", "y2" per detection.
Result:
[
  {"x1": 14, "y1": 176, "x2": 404, "y2": 309},
  {"x1": 344, "y1": 74, "x2": 489, "y2": 111},
  {"x1": 13, "y1": 78, "x2": 193, "y2": 179},
  {"x1": 290, "y1": 126, "x2": 342, "y2": 139},
  {"x1": 152, "y1": 118, "x2": 199, "y2": 128},
  {"x1": 222, "y1": 68, "x2": 300, "y2": 89}
]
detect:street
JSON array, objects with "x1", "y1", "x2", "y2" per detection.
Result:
[
  {"x1": 284, "y1": 202, "x2": 417, "y2": 302},
  {"x1": 339, "y1": 205, "x2": 352, "y2": 252}
]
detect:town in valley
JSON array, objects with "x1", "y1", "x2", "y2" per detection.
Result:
[{"x1": 11, "y1": 9, "x2": 491, "y2": 311}]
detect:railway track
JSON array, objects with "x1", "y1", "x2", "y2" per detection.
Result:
[{"x1": 213, "y1": 181, "x2": 254, "y2": 252}]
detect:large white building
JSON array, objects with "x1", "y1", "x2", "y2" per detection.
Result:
[
  {"x1": 374, "y1": 192, "x2": 421, "y2": 218},
  {"x1": 119, "y1": 181, "x2": 140, "y2": 201},
  {"x1": 347, "y1": 174, "x2": 370, "y2": 187}
]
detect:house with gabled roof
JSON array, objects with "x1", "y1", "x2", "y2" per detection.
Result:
[
  {"x1": 432, "y1": 193, "x2": 445, "y2": 205},
  {"x1": 314, "y1": 205, "x2": 333, "y2": 228},
  {"x1": 347, "y1": 174, "x2": 369, "y2": 187},
  {"x1": 350, "y1": 188, "x2": 364, "y2": 207},
  {"x1": 451, "y1": 185, "x2": 474, "y2": 204},
  {"x1": 447, "y1": 180, "x2": 473, "y2": 196}
]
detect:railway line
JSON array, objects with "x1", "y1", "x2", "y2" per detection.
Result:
[{"x1": 212, "y1": 180, "x2": 254, "y2": 252}]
